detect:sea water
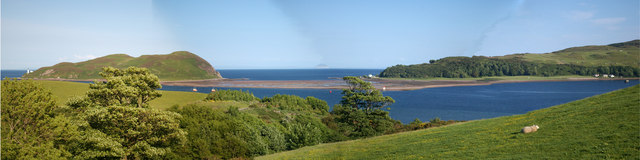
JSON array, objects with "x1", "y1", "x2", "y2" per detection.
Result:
[{"x1": 163, "y1": 79, "x2": 638, "y2": 123}]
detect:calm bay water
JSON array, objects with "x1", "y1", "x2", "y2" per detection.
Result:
[
  {"x1": 164, "y1": 80, "x2": 638, "y2": 123},
  {"x1": 2, "y1": 69, "x2": 637, "y2": 123}
]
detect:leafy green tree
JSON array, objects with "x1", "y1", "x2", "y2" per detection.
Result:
[
  {"x1": 72, "y1": 66, "x2": 185, "y2": 159},
  {"x1": 340, "y1": 76, "x2": 395, "y2": 112},
  {"x1": 1, "y1": 79, "x2": 71, "y2": 159},
  {"x1": 87, "y1": 66, "x2": 162, "y2": 108},
  {"x1": 332, "y1": 77, "x2": 398, "y2": 138},
  {"x1": 83, "y1": 106, "x2": 186, "y2": 159}
]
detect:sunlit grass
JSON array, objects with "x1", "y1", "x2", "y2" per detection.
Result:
[{"x1": 37, "y1": 80, "x2": 207, "y2": 110}]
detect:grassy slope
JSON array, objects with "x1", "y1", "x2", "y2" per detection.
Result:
[
  {"x1": 498, "y1": 40, "x2": 639, "y2": 68},
  {"x1": 24, "y1": 51, "x2": 222, "y2": 81},
  {"x1": 259, "y1": 85, "x2": 640, "y2": 159},
  {"x1": 37, "y1": 80, "x2": 207, "y2": 110}
]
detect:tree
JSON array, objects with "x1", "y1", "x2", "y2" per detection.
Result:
[
  {"x1": 332, "y1": 77, "x2": 398, "y2": 138},
  {"x1": 340, "y1": 76, "x2": 395, "y2": 112},
  {"x1": 87, "y1": 66, "x2": 162, "y2": 108},
  {"x1": 83, "y1": 106, "x2": 186, "y2": 159},
  {"x1": 1, "y1": 79, "x2": 70, "y2": 159},
  {"x1": 74, "y1": 66, "x2": 185, "y2": 159}
]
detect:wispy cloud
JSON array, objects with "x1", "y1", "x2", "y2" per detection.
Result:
[
  {"x1": 591, "y1": 17, "x2": 626, "y2": 30},
  {"x1": 565, "y1": 10, "x2": 626, "y2": 30},
  {"x1": 566, "y1": 11, "x2": 594, "y2": 20},
  {"x1": 591, "y1": 17, "x2": 626, "y2": 25}
]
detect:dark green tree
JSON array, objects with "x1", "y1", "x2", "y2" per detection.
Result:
[
  {"x1": 87, "y1": 66, "x2": 162, "y2": 108},
  {"x1": 340, "y1": 76, "x2": 395, "y2": 112},
  {"x1": 72, "y1": 67, "x2": 186, "y2": 159},
  {"x1": 332, "y1": 76, "x2": 398, "y2": 138}
]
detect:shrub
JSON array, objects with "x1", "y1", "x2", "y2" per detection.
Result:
[
  {"x1": 169, "y1": 104, "x2": 284, "y2": 159},
  {"x1": 206, "y1": 89, "x2": 259, "y2": 102},
  {"x1": 306, "y1": 96, "x2": 330, "y2": 114}
]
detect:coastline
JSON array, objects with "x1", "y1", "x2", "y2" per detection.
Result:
[{"x1": 22, "y1": 77, "x2": 639, "y2": 91}]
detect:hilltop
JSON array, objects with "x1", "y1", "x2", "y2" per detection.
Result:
[
  {"x1": 380, "y1": 40, "x2": 640, "y2": 78},
  {"x1": 259, "y1": 85, "x2": 639, "y2": 159},
  {"x1": 23, "y1": 51, "x2": 222, "y2": 81},
  {"x1": 499, "y1": 40, "x2": 639, "y2": 67}
]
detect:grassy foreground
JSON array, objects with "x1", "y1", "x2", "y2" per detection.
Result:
[
  {"x1": 37, "y1": 80, "x2": 207, "y2": 110},
  {"x1": 259, "y1": 85, "x2": 640, "y2": 159}
]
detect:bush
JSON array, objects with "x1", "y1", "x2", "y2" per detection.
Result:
[
  {"x1": 262, "y1": 94, "x2": 328, "y2": 114},
  {"x1": 169, "y1": 104, "x2": 284, "y2": 159},
  {"x1": 306, "y1": 96, "x2": 330, "y2": 114},
  {"x1": 206, "y1": 89, "x2": 259, "y2": 102}
]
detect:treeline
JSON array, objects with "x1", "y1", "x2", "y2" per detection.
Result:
[
  {"x1": 2, "y1": 68, "x2": 460, "y2": 159},
  {"x1": 380, "y1": 56, "x2": 640, "y2": 78}
]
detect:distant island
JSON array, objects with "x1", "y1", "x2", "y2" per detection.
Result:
[
  {"x1": 380, "y1": 40, "x2": 640, "y2": 78},
  {"x1": 22, "y1": 51, "x2": 222, "y2": 81}
]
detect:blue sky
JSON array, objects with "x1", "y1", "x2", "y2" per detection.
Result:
[{"x1": 2, "y1": 0, "x2": 638, "y2": 69}]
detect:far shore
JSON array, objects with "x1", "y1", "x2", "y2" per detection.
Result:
[{"x1": 22, "y1": 77, "x2": 638, "y2": 91}]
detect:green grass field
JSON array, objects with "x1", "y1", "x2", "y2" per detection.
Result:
[
  {"x1": 37, "y1": 80, "x2": 207, "y2": 110},
  {"x1": 258, "y1": 85, "x2": 640, "y2": 159}
]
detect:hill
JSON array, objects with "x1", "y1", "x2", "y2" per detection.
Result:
[
  {"x1": 23, "y1": 51, "x2": 222, "y2": 81},
  {"x1": 499, "y1": 40, "x2": 639, "y2": 67},
  {"x1": 380, "y1": 40, "x2": 640, "y2": 78},
  {"x1": 258, "y1": 85, "x2": 639, "y2": 159}
]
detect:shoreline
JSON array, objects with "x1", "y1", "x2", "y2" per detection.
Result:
[{"x1": 21, "y1": 77, "x2": 639, "y2": 91}]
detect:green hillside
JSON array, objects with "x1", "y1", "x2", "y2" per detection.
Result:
[
  {"x1": 500, "y1": 40, "x2": 640, "y2": 67},
  {"x1": 258, "y1": 85, "x2": 640, "y2": 159},
  {"x1": 23, "y1": 51, "x2": 222, "y2": 81}
]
